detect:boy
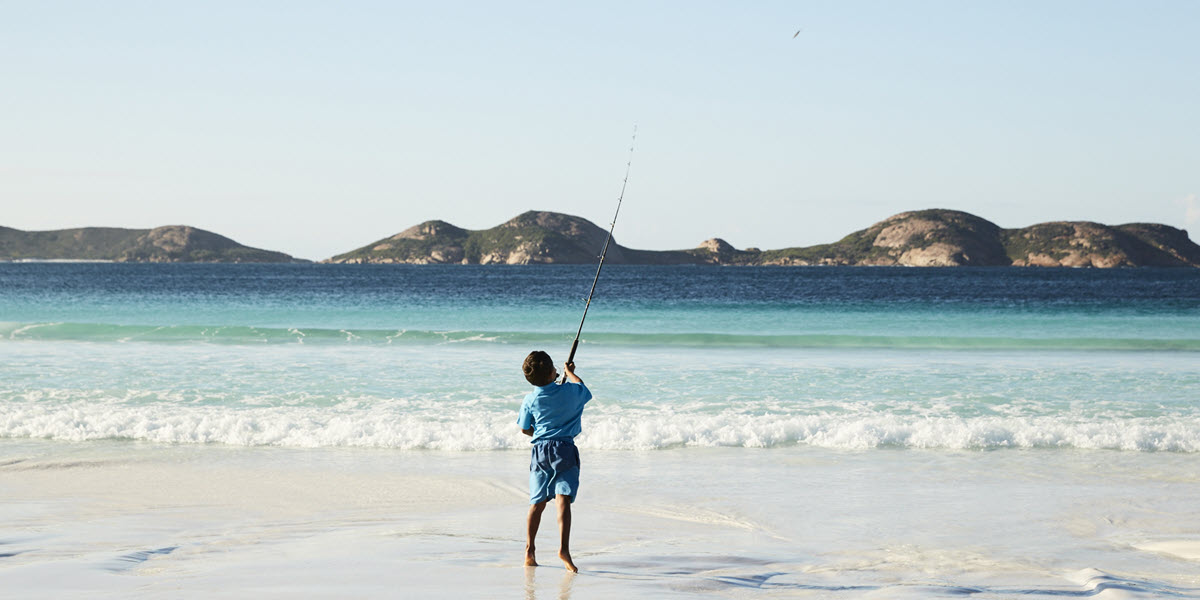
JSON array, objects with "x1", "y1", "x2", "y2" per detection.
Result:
[{"x1": 517, "y1": 350, "x2": 591, "y2": 573}]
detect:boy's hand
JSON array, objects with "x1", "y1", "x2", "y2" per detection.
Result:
[{"x1": 562, "y1": 361, "x2": 582, "y2": 384}]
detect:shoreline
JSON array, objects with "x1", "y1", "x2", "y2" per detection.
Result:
[{"x1": 4, "y1": 440, "x2": 1198, "y2": 598}]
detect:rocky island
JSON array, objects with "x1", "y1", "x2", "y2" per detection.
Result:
[
  {"x1": 0, "y1": 225, "x2": 300, "y2": 263},
  {"x1": 7, "y1": 210, "x2": 1196, "y2": 267},
  {"x1": 326, "y1": 209, "x2": 1200, "y2": 268}
]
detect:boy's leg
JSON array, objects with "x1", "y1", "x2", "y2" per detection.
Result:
[
  {"x1": 556, "y1": 494, "x2": 578, "y2": 573},
  {"x1": 525, "y1": 501, "x2": 546, "y2": 566}
]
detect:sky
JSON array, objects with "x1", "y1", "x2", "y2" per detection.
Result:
[{"x1": 3, "y1": 1, "x2": 1198, "y2": 261}]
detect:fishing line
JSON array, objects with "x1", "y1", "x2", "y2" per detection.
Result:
[{"x1": 561, "y1": 125, "x2": 637, "y2": 382}]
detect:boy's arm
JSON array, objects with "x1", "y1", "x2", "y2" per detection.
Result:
[
  {"x1": 564, "y1": 362, "x2": 592, "y2": 403},
  {"x1": 563, "y1": 361, "x2": 583, "y2": 385},
  {"x1": 521, "y1": 427, "x2": 534, "y2": 436}
]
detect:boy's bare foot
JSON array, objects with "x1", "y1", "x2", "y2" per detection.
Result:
[
  {"x1": 558, "y1": 550, "x2": 578, "y2": 573},
  {"x1": 525, "y1": 545, "x2": 538, "y2": 566}
]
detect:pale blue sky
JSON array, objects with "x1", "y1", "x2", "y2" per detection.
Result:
[{"x1": 3, "y1": 1, "x2": 1197, "y2": 260}]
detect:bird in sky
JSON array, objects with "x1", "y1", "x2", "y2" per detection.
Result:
[{"x1": 793, "y1": 29, "x2": 802, "y2": 38}]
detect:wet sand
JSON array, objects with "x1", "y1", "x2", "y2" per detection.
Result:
[{"x1": 3, "y1": 440, "x2": 1199, "y2": 598}]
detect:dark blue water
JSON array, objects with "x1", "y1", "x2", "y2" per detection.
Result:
[
  {"x1": 3, "y1": 263, "x2": 1199, "y2": 306},
  {"x1": 1, "y1": 264, "x2": 1198, "y2": 346}
]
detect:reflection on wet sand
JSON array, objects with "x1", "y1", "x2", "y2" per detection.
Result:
[{"x1": 524, "y1": 564, "x2": 576, "y2": 600}]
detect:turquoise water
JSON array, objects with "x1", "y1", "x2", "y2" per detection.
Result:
[{"x1": 1, "y1": 264, "x2": 1198, "y2": 451}]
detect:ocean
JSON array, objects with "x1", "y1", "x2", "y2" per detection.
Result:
[{"x1": 2, "y1": 263, "x2": 1199, "y2": 598}]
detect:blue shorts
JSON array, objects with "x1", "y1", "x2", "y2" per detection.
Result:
[{"x1": 529, "y1": 439, "x2": 580, "y2": 504}]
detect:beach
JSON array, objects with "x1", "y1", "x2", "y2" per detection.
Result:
[
  {"x1": 4, "y1": 440, "x2": 1200, "y2": 598},
  {"x1": 2, "y1": 264, "x2": 1199, "y2": 597}
]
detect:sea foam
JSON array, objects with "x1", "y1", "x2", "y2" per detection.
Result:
[{"x1": 3, "y1": 400, "x2": 1198, "y2": 452}]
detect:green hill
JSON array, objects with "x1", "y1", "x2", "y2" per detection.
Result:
[
  {"x1": 327, "y1": 209, "x2": 1200, "y2": 268},
  {"x1": 754, "y1": 209, "x2": 1010, "y2": 266},
  {"x1": 0, "y1": 225, "x2": 299, "y2": 263},
  {"x1": 328, "y1": 211, "x2": 704, "y2": 265}
]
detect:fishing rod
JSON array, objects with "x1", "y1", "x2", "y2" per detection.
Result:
[{"x1": 561, "y1": 126, "x2": 636, "y2": 383}]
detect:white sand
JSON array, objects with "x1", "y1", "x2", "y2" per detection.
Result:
[
  {"x1": 1135, "y1": 542, "x2": 1200, "y2": 562},
  {"x1": 3, "y1": 440, "x2": 1200, "y2": 598}
]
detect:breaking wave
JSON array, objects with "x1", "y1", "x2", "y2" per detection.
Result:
[{"x1": 2, "y1": 400, "x2": 1198, "y2": 452}]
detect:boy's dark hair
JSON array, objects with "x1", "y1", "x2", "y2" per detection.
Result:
[{"x1": 523, "y1": 350, "x2": 556, "y2": 386}]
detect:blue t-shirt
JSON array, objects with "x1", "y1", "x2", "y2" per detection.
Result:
[{"x1": 517, "y1": 381, "x2": 592, "y2": 443}]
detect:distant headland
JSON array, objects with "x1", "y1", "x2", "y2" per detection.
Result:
[
  {"x1": 0, "y1": 225, "x2": 302, "y2": 263},
  {"x1": 325, "y1": 209, "x2": 1200, "y2": 268},
  {"x1": 5, "y1": 209, "x2": 1199, "y2": 267}
]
